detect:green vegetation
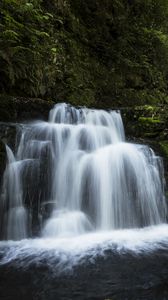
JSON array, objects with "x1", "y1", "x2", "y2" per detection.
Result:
[
  {"x1": 159, "y1": 141, "x2": 168, "y2": 157},
  {"x1": 138, "y1": 117, "x2": 161, "y2": 124},
  {"x1": 1, "y1": 0, "x2": 168, "y2": 106}
]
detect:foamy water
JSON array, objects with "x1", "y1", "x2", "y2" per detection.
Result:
[{"x1": 1, "y1": 224, "x2": 168, "y2": 273}]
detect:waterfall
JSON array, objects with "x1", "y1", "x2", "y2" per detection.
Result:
[
  {"x1": 1, "y1": 146, "x2": 28, "y2": 240},
  {"x1": 0, "y1": 103, "x2": 167, "y2": 240}
]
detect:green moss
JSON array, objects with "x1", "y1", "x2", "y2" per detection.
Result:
[
  {"x1": 144, "y1": 105, "x2": 155, "y2": 110},
  {"x1": 143, "y1": 105, "x2": 156, "y2": 111},
  {"x1": 135, "y1": 105, "x2": 156, "y2": 110},
  {"x1": 138, "y1": 117, "x2": 161, "y2": 123}
]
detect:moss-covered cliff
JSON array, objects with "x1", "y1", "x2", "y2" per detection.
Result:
[{"x1": 1, "y1": 0, "x2": 168, "y2": 107}]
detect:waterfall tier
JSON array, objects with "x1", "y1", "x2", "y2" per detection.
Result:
[{"x1": 0, "y1": 103, "x2": 166, "y2": 240}]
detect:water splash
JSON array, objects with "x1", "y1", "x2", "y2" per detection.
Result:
[{"x1": 1, "y1": 224, "x2": 168, "y2": 272}]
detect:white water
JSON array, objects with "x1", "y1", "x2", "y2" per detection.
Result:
[
  {"x1": 1, "y1": 225, "x2": 168, "y2": 271},
  {"x1": 0, "y1": 146, "x2": 28, "y2": 240},
  {"x1": 0, "y1": 103, "x2": 167, "y2": 247}
]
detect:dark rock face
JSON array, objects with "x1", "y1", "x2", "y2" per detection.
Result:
[
  {"x1": 0, "y1": 95, "x2": 54, "y2": 122},
  {"x1": 0, "y1": 122, "x2": 18, "y2": 148},
  {"x1": 121, "y1": 104, "x2": 168, "y2": 191},
  {"x1": 0, "y1": 139, "x2": 6, "y2": 186},
  {"x1": 0, "y1": 122, "x2": 20, "y2": 185}
]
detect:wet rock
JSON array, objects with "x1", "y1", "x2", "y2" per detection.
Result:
[
  {"x1": 0, "y1": 139, "x2": 6, "y2": 186},
  {"x1": 0, "y1": 122, "x2": 19, "y2": 148},
  {"x1": 121, "y1": 104, "x2": 168, "y2": 194},
  {"x1": 0, "y1": 122, "x2": 21, "y2": 188}
]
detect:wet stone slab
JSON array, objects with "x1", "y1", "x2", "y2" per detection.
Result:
[{"x1": 0, "y1": 246, "x2": 168, "y2": 300}]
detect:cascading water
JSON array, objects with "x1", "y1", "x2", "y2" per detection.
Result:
[
  {"x1": 0, "y1": 145, "x2": 28, "y2": 240},
  {"x1": 0, "y1": 103, "x2": 166, "y2": 240}
]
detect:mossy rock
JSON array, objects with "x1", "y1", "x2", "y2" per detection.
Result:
[
  {"x1": 122, "y1": 104, "x2": 168, "y2": 140},
  {"x1": 138, "y1": 117, "x2": 162, "y2": 124}
]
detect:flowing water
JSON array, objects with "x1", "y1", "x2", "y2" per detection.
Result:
[{"x1": 0, "y1": 103, "x2": 168, "y2": 299}]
